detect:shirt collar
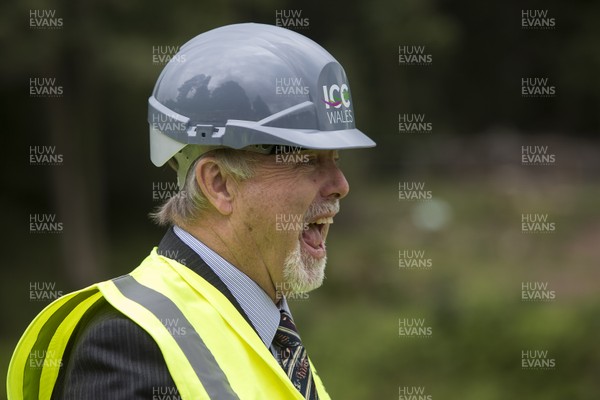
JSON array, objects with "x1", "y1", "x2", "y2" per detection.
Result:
[{"x1": 173, "y1": 225, "x2": 288, "y2": 348}]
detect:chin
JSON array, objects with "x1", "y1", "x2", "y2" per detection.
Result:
[{"x1": 281, "y1": 240, "x2": 327, "y2": 295}]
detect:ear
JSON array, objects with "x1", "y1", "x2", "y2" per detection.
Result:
[{"x1": 194, "y1": 157, "x2": 235, "y2": 216}]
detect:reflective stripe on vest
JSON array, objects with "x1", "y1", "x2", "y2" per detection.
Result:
[
  {"x1": 7, "y1": 288, "x2": 103, "y2": 400},
  {"x1": 111, "y1": 275, "x2": 238, "y2": 399}
]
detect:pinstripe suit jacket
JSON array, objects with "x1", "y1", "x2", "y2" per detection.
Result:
[{"x1": 52, "y1": 228, "x2": 257, "y2": 399}]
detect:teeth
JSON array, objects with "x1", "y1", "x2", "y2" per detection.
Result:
[{"x1": 314, "y1": 217, "x2": 334, "y2": 225}]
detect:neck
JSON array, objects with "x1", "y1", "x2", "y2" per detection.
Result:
[{"x1": 181, "y1": 219, "x2": 278, "y2": 302}]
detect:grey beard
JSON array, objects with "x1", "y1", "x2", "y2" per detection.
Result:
[
  {"x1": 279, "y1": 200, "x2": 337, "y2": 295},
  {"x1": 281, "y1": 240, "x2": 326, "y2": 295}
]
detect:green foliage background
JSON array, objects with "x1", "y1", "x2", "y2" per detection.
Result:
[{"x1": 1, "y1": 0, "x2": 599, "y2": 399}]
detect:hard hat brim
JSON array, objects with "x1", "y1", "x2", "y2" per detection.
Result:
[
  {"x1": 150, "y1": 121, "x2": 375, "y2": 168},
  {"x1": 223, "y1": 120, "x2": 376, "y2": 151}
]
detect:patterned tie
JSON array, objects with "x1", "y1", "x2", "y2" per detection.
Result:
[{"x1": 273, "y1": 309, "x2": 318, "y2": 399}]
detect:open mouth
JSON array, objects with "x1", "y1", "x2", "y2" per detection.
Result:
[{"x1": 300, "y1": 216, "x2": 334, "y2": 259}]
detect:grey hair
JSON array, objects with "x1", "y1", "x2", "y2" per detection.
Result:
[{"x1": 151, "y1": 148, "x2": 259, "y2": 227}]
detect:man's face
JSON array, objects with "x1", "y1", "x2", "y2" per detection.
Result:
[{"x1": 233, "y1": 149, "x2": 349, "y2": 297}]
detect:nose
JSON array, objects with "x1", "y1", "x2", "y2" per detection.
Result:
[{"x1": 322, "y1": 161, "x2": 350, "y2": 200}]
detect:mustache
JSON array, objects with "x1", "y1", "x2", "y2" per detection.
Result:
[{"x1": 304, "y1": 200, "x2": 339, "y2": 222}]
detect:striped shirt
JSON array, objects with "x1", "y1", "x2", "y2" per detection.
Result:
[{"x1": 173, "y1": 225, "x2": 290, "y2": 354}]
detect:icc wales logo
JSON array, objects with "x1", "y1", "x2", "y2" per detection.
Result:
[
  {"x1": 321, "y1": 83, "x2": 353, "y2": 124},
  {"x1": 322, "y1": 84, "x2": 351, "y2": 109}
]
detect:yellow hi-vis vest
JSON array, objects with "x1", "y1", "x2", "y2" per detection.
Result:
[{"x1": 7, "y1": 248, "x2": 331, "y2": 400}]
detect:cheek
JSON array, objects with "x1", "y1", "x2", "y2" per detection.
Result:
[
  {"x1": 237, "y1": 169, "x2": 318, "y2": 235},
  {"x1": 252, "y1": 193, "x2": 308, "y2": 244},
  {"x1": 253, "y1": 181, "x2": 312, "y2": 214}
]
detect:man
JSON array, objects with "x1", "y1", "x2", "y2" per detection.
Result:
[{"x1": 8, "y1": 23, "x2": 375, "y2": 399}]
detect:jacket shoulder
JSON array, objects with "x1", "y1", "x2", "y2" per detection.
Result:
[{"x1": 52, "y1": 298, "x2": 179, "y2": 399}]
